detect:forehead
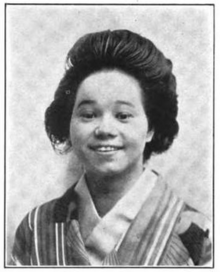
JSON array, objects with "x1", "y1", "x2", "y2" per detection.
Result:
[{"x1": 75, "y1": 70, "x2": 143, "y2": 105}]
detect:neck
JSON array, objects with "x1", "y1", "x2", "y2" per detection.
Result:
[{"x1": 85, "y1": 163, "x2": 144, "y2": 217}]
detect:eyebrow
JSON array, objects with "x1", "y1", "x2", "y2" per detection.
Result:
[
  {"x1": 76, "y1": 99, "x2": 135, "y2": 109},
  {"x1": 115, "y1": 100, "x2": 135, "y2": 108},
  {"x1": 76, "y1": 99, "x2": 96, "y2": 109}
]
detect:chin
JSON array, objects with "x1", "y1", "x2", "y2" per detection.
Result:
[
  {"x1": 96, "y1": 167, "x2": 121, "y2": 176},
  {"x1": 88, "y1": 163, "x2": 125, "y2": 177}
]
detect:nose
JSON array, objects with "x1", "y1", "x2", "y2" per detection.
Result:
[{"x1": 94, "y1": 115, "x2": 117, "y2": 138}]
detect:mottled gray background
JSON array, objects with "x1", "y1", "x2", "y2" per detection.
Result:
[{"x1": 6, "y1": 5, "x2": 213, "y2": 262}]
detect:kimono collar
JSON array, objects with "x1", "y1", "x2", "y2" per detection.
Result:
[
  {"x1": 74, "y1": 168, "x2": 158, "y2": 265},
  {"x1": 74, "y1": 175, "x2": 101, "y2": 241},
  {"x1": 53, "y1": 168, "x2": 159, "y2": 226}
]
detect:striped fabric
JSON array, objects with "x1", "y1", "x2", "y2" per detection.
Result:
[
  {"x1": 10, "y1": 179, "x2": 212, "y2": 266},
  {"x1": 102, "y1": 249, "x2": 119, "y2": 265},
  {"x1": 116, "y1": 181, "x2": 185, "y2": 265},
  {"x1": 159, "y1": 232, "x2": 192, "y2": 265}
]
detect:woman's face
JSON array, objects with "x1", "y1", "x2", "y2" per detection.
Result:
[{"x1": 70, "y1": 70, "x2": 153, "y2": 177}]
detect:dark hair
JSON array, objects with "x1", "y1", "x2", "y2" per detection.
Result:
[{"x1": 45, "y1": 29, "x2": 179, "y2": 161}]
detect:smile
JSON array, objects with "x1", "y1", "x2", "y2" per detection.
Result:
[{"x1": 90, "y1": 145, "x2": 123, "y2": 152}]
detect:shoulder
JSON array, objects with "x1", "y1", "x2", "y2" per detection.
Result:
[
  {"x1": 11, "y1": 185, "x2": 78, "y2": 265},
  {"x1": 15, "y1": 198, "x2": 59, "y2": 240},
  {"x1": 177, "y1": 205, "x2": 211, "y2": 235},
  {"x1": 152, "y1": 170, "x2": 212, "y2": 266},
  {"x1": 19, "y1": 183, "x2": 78, "y2": 233},
  {"x1": 27, "y1": 198, "x2": 59, "y2": 229}
]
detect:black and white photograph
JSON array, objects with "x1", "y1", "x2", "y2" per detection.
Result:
[{"x1": 5, "y1": 3, "x2": 214, "y2": 267}]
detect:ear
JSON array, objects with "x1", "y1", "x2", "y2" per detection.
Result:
[{"x1": 145, "y1": 130, "x2": 154, "y2": 143}]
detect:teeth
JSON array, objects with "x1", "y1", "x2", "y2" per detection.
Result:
[{"x1": 96, "y1": 146, "x2": 119, "y2": 152}]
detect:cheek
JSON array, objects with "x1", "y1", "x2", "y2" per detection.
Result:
[
  {"x1": 69, "y1": 121, "x2": 83, "y2": 146},
  {"x1": 124, "y1": 126, "x2": 148, "y2": 150},
  {"x1": 128, "y1": 119, "x2": 149, "y2": 145},
  {"x1": 69, "y1": 121, "x2": 93, "y2": 147},
  {"x1": 134, "y1": 132, "x2": 148, "y2": 149}
]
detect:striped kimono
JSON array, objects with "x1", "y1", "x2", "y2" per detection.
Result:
[{"x1": 10, "y1": 169, "x2": 212, "y2": 266}]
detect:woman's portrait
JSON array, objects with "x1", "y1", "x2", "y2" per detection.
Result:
[{"x1": 6, "y1": 4, "x2": 213, "y2": 267}]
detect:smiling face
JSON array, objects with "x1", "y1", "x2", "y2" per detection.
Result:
[{"x1": 70, "y1": 70, "x2": 153, "y2": 178}]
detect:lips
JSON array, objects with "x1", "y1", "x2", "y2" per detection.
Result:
[{"x1": 89, "y1": 145, "x2": 123, "y2": 152}]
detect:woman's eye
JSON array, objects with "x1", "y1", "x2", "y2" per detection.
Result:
[
  {"x1": 80, "y1": 112, "x2": 96, "y2": 120},
  {"x1": 116, "y1": 112, "x2": 133, "y2": 121}
]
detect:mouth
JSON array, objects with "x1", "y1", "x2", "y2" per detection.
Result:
[{"x1": 89, "y1": 145, "x2": 123, "y2": 153}]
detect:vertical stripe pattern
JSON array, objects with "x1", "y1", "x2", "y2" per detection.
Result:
[
  {"x1": 34, "y1": 206, "x2": 40, "y2": 266},
  {"x1": 55, "y1": 224, "x2": 60, "y2": 265},
  {"x1": 61, "y1": 223, "x2": 66, "y2": 266},
  {"x1": 9, "y1": 181, "x2": 211, "y2": 266},
  {"x1": 28, "y1": 211, "x2": 33, "y2": 231},
  {"x1": 117, "y1": 182, "x2": 185, "y2": 266},
  {"x1": 147, "y1": 197, "x2": 184, "y2": 265}
]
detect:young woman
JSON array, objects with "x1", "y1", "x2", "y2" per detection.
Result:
[{"x1": 10, "y1": 29, "x2": 211, "y2": 266}]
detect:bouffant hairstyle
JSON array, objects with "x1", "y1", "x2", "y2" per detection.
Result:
[{"x1": 45, "y1": 29, "x2": 179, "y2": 161}]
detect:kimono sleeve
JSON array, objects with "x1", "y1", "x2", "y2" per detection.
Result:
[
  {"x1": 177, "y1": 208, "x2": 212, "y2": 266},
  {"x1": 10, "y1": 212, "x2": 33, "y2": 266}
]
